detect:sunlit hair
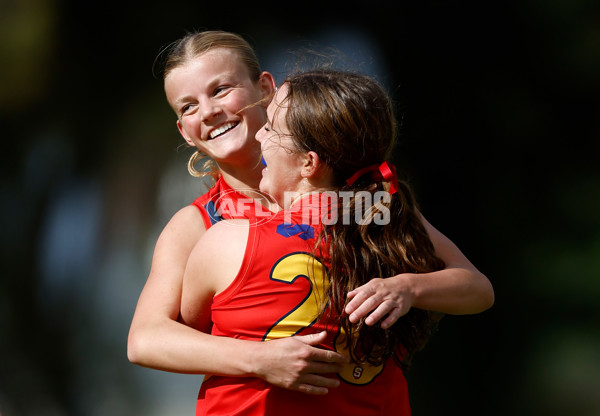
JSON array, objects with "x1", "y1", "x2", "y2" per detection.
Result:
[
  {"x1": 158, "y1": 31, "x2": 263, "y2": 179},
  {"x1": 161, "y1": 30, "x2": 262, "y2": 82},
  {"x1": 278, "y1": 69, "x2": 446, "y2": 369}
]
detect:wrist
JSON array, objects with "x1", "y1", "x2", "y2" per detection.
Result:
[
  {"x1": 396, "y1": 272, "x2": 419, "y2": 309},
  {"x1": 240, "y1": 339, "x2": 265, "y2": 378}
]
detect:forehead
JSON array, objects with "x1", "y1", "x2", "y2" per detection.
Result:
[
  {"x1": 267, "y1": 83, "x2": 289, "y2": 125},
  {"x1": 194, "y1": 48, "x2": 246, "y2": 70},
  {"x1": 166, "y1": 48, "x2": 250, "y2": 85},
  {"x1": 164, "y1": 48, "x2": 252, "y2": 105}
]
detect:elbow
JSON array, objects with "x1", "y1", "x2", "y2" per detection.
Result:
[
  {"x1": 486, "y1": 286, "x2": 495, "y2": 310},
  {"x1": 455, "y1": 272, "x2": 494, "y2": 315},
  {"x1": 127, "y1": 328, "x2": 148, "y2": 366},
  {"x1": 476, "y1": 274, "x2": 495, "y2": 312}
]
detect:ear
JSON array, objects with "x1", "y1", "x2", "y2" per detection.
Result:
[
  {"x1": 301, "y1": 151, "x2": 327, "y2": 179},
  {"x1": 258, "y1": 71, "x2": 276, "y2": 106},
  {"x1": 177, "y1": 119, "x2": 195, "y2": 147}
]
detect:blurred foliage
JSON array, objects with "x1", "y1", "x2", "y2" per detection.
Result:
[{"x1": 1, "y1": 0, "x2": 599, "y2": 415}]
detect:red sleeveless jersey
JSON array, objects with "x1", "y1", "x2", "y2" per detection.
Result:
[
  {"x1": 191, "y1": 177, "x2": 273, "y2": 229},
  {"x1": 196, "y1": 194, "x2": 411, "y2": 415}
]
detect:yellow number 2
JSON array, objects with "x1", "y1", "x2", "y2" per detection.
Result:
[{"x1": 263, "y1": 252, "x2": 383, "y2": 385}]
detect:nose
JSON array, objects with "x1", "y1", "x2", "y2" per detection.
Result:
[
  {"x1": 200, "y1": 98, "x2": 222, "y2": 122},
  {"x1": 255, "y1": 124, "x2": 266, "y2": 144}
]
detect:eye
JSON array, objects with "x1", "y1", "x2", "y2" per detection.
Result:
[
  {"x1": 214, "y1": 85, "x2": 231, "y2": 96},
  {"x1": 180, "y1": 103, "x2": 196, "y2": 116}
]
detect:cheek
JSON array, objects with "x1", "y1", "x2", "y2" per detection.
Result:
[
  {"x1": 229, "y1": 90, "x2": 257, "y2": 112},
  {"x1": 244, "y1": 107, "x2": 266, "y2": 134},
  {"x1": 235, "y1": 92, "x2": 266, "y2": 120},
  {"x1": 274, "y1": 165, "x2": 295, "y2": 189},
  {"x1": 180, "y1": 116, "x2": 201, "y2": 137}
]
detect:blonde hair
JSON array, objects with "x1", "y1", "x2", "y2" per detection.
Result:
[{"x1": 187, "y1": 150, "x2": 219, "y2": 180}]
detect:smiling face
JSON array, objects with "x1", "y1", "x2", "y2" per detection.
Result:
[
  {"x1": 164, "y1": 48, "x2": 274, "y2": 166},
  {"x1": 255, "y1": 84, "x2": 308, "y2": 208}
]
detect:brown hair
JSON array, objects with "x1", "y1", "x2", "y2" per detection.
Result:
[
  {"x1": 159, "y1": 31, "x2": 263, "y2": 178},
  {"x1": 279, "y1": 69, "x2": 445, "y2": 369}
]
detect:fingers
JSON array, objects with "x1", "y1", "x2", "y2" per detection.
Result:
[
  {"x1": 312, "y1": 347, "x2": 348, "y2": 366},
  {"x1": 295, "y1": 330, "x2": 328, "y2": 346},
  {"x1": 348, "y1": 296, "x2": 409, "y2": 327},
  {"x1": 344, "y1": 289, "x2": 370, "y2": 315},
  {"x1": 297, "y1": 374, "x2": 341, "y2": 395},
  {"x1": 294, "y1": 331, "x2": 349, "y2": 366},
  {"x1": 344, "y1": 277, "x2": 413, "y2": 327},
  {"x1": 383, "y1": 306, "x2": 406, "y2": 329},
  {"x1": 284, "y1": 333, "x2": 346, "y2": 395},
  {"x1": 345, "y1": 279, "x2": 384, "y2": 317},
  {"x1": 307, "y1": 361, "x2": 344, "y2": 375},
  {"x1": 258, "y1": 334, "x2": 347, "y2": 394},
  {"x1": 348, "y1": 295, "x2": 382, "y2": 323},
  {"x1": 295, "y1": 332, "x2": 349, "y2": 366},
  {"x1": 298, "y1": 384, "x2": 329, "y2": 395},
  {"x1": 363, "y1": 299, "x2": 408, "y2": 326}
]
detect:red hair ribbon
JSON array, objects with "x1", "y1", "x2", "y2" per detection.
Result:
[{"x1": 345, "y1": 161, "x2": 399, "y2": 195}]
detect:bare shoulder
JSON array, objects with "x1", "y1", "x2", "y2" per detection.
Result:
[
  {"x1": 164, "y1": 205, "x2": 207, "y2": 236},
  {"x1": 205, "y1": 219, "x2": 250, "y2": 239},
  {"x1": 192, "y1": 219, "x2": 250, "y2": 264},
  {"x1": 154, "y1": 205, "x2": 207, "y2": 253},
  {"x1": 187, "y1": 219, "x2": 250, "y2": 294}
]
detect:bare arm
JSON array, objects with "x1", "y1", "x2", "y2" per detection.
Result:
[
  {"x1": 127, "y1": 205, "x2": 209, "y2": 371},
  {"x1": 412, "y1": 214, "x2": 494, "y2": 313},
  {"x1": 345, "y1": 213, "x2": 494, "y2": 328}
]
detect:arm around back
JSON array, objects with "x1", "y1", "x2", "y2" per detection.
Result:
[{"x1": 345, "y1": 214, "x2": 494, "y2": 327}]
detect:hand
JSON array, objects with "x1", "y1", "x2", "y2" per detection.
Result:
[
  {"x1": 345, "y1": 276, "x2": 414, "y2": 329},
  {"x1": 254, "y1": 331, "x2": 348, "y2": 395}
]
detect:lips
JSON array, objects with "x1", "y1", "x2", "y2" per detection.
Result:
[{"x1": 208, "y1": 121, "x2": 238, "y2": 140}]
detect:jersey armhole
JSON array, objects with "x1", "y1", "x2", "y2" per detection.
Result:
[
  {"x1": 212, "y1": 219, "x2": 257, "y2": 304},
  {"x1": 191, "y1": 203, "x2": 212, "y2": 230}
]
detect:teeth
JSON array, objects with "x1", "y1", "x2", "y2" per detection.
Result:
[{"x1": 209, "y1": 122, "x2": 236, "y2": 139}]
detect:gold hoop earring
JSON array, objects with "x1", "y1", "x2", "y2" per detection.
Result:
[
  {"x1": 187, "y1": 150, "x2": 206, "y2": 177},
  {"x1": 187, "y1": 150, "x2": 219, "y2": 180}
]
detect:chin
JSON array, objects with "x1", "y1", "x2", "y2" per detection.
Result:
[{"x1": 258, "y1": 181, "x2": 268, "y2": 195}]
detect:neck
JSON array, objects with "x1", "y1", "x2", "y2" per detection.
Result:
[
  {"x1": 219, "y1": 161, "x2": 280, "y2": 212},
  {"x1": 216, "y1": 160, "x2": 263, "y2": 192},
  {"x1": 286, "y1": 191, "x2": 321, "y2": 208}
]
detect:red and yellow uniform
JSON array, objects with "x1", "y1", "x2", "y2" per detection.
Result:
[{"x1": 196, "y1": 195, "x2": 411, "y2": 415}]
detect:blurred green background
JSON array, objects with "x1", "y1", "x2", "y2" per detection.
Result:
[{"x1": 1, "y1": 0, "x2": 599, "y2": 415}]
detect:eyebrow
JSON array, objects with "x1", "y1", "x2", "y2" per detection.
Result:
[{"x1": 174, "y1": 95, "x2": 195, "y2": 107}]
